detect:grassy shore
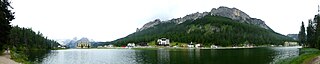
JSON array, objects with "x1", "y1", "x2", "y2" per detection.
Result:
[{"x1": 277, "y1": 48, "x2": 320, "y2": 64}]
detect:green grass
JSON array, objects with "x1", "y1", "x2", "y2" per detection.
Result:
[
  {"x1": 170, "y1": 42, "x2": 185, "y2": 46},
  {"x1": 10, "y1": 51, "x2": 31, "y2": 64},
  {"x1": 132, "y1": 48, "x2": 159, "y2": 50},
  {"x1": 148, "y1": 41, "x2": 157, "y2": 46},
  {"x1": 277, "y1": 48, "x2": 320, "y2": 64},
  {"x1": 0, "y1": 50, "x2": 4, "y2": 55},
  {"x1": 52, "y1": 48, "x2": 67, "y2": 50}
]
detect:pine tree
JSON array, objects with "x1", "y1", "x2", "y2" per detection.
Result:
[
  {"x1": 307, "y1": 19, "x2": 315, "y2": 47},
  {"x1": 298, "y1": 22, "x2": 306, "y2": 46},
  {"x1": 314, "y1": 15, "x2": 320, "y2": 49},
  {"x1": 0, "y1": 0, "x2": 15, "y2": 51}
]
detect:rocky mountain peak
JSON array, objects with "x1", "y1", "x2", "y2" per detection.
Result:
[
  {"x1": 138, "y1": 19, "x2": 161, "y2": 31},
  {"x1": 210, "y1": 6, "x2": 270, "y2": 29},
  {"x1": 171, "y1": 12, "x2": 210, "y2": 24},
  {"x1": 137, "y1": 6, "x2": 271, "y2": 31},
  {"x1": 78, "y1": 38, "x2": 90, "y2": 42},
  {"x1": 210, "y1": 6, "x2": 251, "y2": 21}
]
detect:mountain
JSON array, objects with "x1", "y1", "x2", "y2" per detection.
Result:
[
  {"x1": 287, "y1": 34, "x2": 298, "y2": 41},
  {"x1": 113, "y1": 6, "x2": 293, "y2": 46},
  {"x1": 64, "y1": 37, "x2": 96, "y2": 48},
  {"x1": 137, "y1": 6, "x2": 271, "y2": 32}
]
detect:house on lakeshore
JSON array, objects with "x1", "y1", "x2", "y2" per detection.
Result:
[
  {"x1": 157, "y1": 38, "x2": 170, "y2": 46},
  {"x1": 188, "y1": 42, "x2": 194, "y2": 48},
  {"x1": 195, "y1": 44, "x2": 202, "y2": 48},
  {"x1": 76, "y1": 38, "x2": 91, "y2": 48},
  {"x1": 211, "y1": 45, "x2": 218, "y2": 48},
  {"x1": 77, "y1": 41, "x2": 90, "y2": 48},
  {"x1": 108, "y1": 44, "x2": 113, "y2": 47},
  {"x1": 284, "y1": 41, "x2": 298, "y2": 46},
  {"x1": 127, "y1": 43, "x2": 135, "y2": 47},
  {"x1": 57, "y1": 45, "x2": 66, "y2": 49},
  {"x1": 104, "y1": 44, "x2": 113, "y2": 48}
]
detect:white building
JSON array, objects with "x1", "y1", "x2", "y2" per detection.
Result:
[
  {"x1": 127, "y1": 43, "x2": 135, "y2": 47},
  {"x1": 157, "y1": 38, "x2": 170, "y2": 46},
  {"x1": 108, "y1": 44, "x2": 114, "y2": 47},
  {"x1": 188, "y1": 42, "x2": 194, "y2": 48},
  {"x1": 188, "y1": 45, "x2": 194, "y2": 48},
  {"x1": 104, "y1": 44, "x2": 113, "y2": 48},
  {"x1": 284, "y1": 41, "x2": 298, "y2": 46},
  {"x1": 211, "y1": 45, "x2": 218, "y2": 48},
  {"x1": 195, "y1": 44, "x2": 201, "y2": 48},
  {"x1": 76, "y1": 40, "x2": 90, "y2": 48}
]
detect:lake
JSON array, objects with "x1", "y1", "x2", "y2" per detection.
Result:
[{"x1": 31, "y1": 47, "x2": 300, "y2": 64}]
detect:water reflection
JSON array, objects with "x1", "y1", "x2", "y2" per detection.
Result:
[
  {"x1": 157, "y1": 49, "x2": 170, "y2": 64},
  {"x1": 42, "y1": 49, "x2": 141, "y2": 64},
  {"x1": 24, "y1": 50, "x2": 50, "y2": 63},
  {"x1": 188, "y1": 49, "x2": 195, "y2": 63},
  {"x1": 269, "y1": 47, "x2": 300, "y2": 64},
  {"x1": 195, "y1": 49, "x2": 201, "y2": 63},
  {"x1": 25, "y1": 47, "x2": 302, "y2": 64}
]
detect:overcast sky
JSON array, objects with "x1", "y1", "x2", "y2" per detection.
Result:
[{"x1": 10, "y1": 0, "x2": 320, "y2": 42}]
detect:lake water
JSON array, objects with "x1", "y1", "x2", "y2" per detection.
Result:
[{"x1": 33, "y1": 47, "x2": 300, "y2": 64}]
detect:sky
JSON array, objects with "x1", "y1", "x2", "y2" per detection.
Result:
[{"x1": 10, "y1": 0, "x2": 320, "y2": 42}]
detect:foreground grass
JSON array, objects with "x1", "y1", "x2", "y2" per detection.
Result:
[
  {"x1": 10, "y1": 47, "x2": 52, "y2": 64},
  {"x1": 10, "y1": 50, "x2": 31, "y2": 64},
  {"x1": 277, "y1": 48, "x2": 320, "y2": 64}
]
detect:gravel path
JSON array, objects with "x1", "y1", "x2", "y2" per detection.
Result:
[
  {"x1": 308, "y1": 56, "x2": 320, "y2": 64},
  {"x1": 0, "y1": 51, "x2": 19, "y2": 64}
]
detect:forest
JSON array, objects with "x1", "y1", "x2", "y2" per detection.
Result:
[
  {"x1": 300, "y1": 14, "x2": 320, "y2": 49},
  {"x1": 8, "y1": 26, "x2": 60, "y2": 63}
]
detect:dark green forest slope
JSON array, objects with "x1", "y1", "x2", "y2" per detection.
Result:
[
  {"x1": 9, "y1": 26, "x2": 60, "y2": 50},
  {"x1": 8, "y1": 26, "x2": 60, "y2": 63},
  {"x1": 113, "y1": 15, "x2": 293, "y2": 46}
]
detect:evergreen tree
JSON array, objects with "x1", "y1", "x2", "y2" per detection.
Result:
[
  {"x1": 299, "y1": 22, "x2": 306, "y2": 46},
  {"x1": 9, "y1": 26, "x2": 60, "y2": 50},
  {"x1": 0, "y1": 0, "x2": 14, "y2": 51},
  {"x1": 307, "y1": 19, "x2": 315, "y2": 47},
  {"x1": 315, "y1": 15, "x2": 320, "y2": 49}
]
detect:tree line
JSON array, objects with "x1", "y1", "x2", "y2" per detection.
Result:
[
  {"x1": 0, "y1": 0, "x2": 15, "y2": 52},
  {"x1": 9, "y1": 26, "x2": 60, "y2": 50},
  {"x1": 9, "y1": 26, "x2": 60, "y2": 63},
  {"x1": 299, "y1": 14, "x2": 320, "y2": 49}
]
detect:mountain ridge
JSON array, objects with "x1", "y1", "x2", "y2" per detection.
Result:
[
  {"x1": 113, "y1": 6, "x2": 293, "y2": 46},
  {"x1": 137, "y1": 6, "x2": 271, "y2": 31}
]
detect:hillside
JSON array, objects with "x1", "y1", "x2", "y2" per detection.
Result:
[
  {"x1": 9, "y1": 26, "x2": 60, "y2": 49},
  {"x1": 112, "y1": 6, "x2": 293, "y2": 46}
]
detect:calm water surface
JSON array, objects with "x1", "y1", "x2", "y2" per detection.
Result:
[{"x1": 33, "y1": 47, "x2": 300, "y2": 64}]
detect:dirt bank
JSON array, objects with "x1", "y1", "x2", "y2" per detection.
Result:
[{"x1": 0, "y1": 51, "x2": 19, "y2": 64}]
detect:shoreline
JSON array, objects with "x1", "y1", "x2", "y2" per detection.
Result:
[
  {"x1": 90, "y1": 46, "x2": 302, "y2": 50},
  {"x1": 277, "y1": 48, "x2": 320, "y2": 64}
]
